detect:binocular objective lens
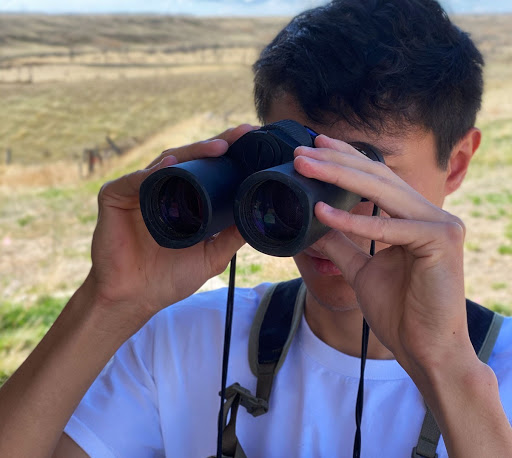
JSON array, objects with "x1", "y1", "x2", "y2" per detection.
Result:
[
  {"x1": 158, "y1": 177, "x2": 203, "y2": 238},
  {"x1": 251, "y1": 181, "x2": 303, "y2": 242}
]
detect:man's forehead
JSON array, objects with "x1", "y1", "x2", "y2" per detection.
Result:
[{"x1": 264, "y1": 94, "x2": 430, "y2": 159}]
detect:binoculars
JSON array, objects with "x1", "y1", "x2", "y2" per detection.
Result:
[{"x1": 140, "y1": 120, "x2": 383, "y2": 257}]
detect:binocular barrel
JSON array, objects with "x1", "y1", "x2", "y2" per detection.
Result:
[
  {"x1": 140, "y1": 156, "x2": 247, "y2": 249},
  {"x1": 234, "y1": 162, "x2": 362, "y2": 256}
]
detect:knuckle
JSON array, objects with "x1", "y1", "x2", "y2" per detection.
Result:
[
  {"x1": 297, "y1": 156, "x2": 317, "y2": 177},
  {"x1": 451, "y1": 215, "x2": 466, "y2": 235},
  {"x1": 230, "y1": 124, "x2": 255, "y2": 141},
  {"x1": 367, "y1": 175, "x2": 390, "y2": 206},
  {"x1": 375, "y1": 173, "x2": 393, "y2": 188},
  {"x1": 160, "y1": 147, "x2": 175, "y2": 156},
  {"x1": 442, "y1": 221, "x2": 465, "y2": 244},
  {"x1": 439, "y1": 210, "x2": 466, "y2": 239},
  {"x1": 97, "y1": 181, "x2": 111, "y2": 205},
  {"x1": 216, "y1": 127, "x2": 234, "y2": 138},
  {"x1": 217, "y1": 126, "x2": 237, "y2": 140},
  {"x1": 236, "y1": 123, "x2": 255, "y2": 131},
  {"x1": 334, "y1": 172, "x2": 346, "y2": 189},
  {"x1": 376, "y1": 217, "x2": 389, "y2": 240},
  {"x1": 373, "y1": 160, "x2": 391, "y2": 175},
  {"x1": 159, "y1": 148, "x2": 178, "y2": 163}
]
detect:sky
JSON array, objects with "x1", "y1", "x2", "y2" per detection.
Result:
[{"x1": 0, "y1": 0, "x2": 511, "y2": 15}]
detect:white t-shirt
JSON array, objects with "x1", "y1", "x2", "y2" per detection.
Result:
[{"x1": 64, "y1": 284, "x2": 512, "y2": 457}]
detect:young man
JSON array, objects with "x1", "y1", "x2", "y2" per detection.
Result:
[{"x1": 1, "y1": 0, "x2": 511, "y2": 456}]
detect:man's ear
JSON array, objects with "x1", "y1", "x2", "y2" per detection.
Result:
[{"x1": 444, "y1": 127, "x2": 481, "y2": 196}]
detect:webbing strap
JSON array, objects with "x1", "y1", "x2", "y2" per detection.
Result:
[
  {"x1": 214, "y1": 279, "x2": 305, "y2": 458},
  {"x1": 254, "y1": 362, "x2": 277, "y2": 415},
  {"x1": 412, "y1": 302, "x2": 504, "y2": 458},
  {"x1": 476, "y1": 312, "x2": 504, "y2": 363},
  {"x1": 211, "y1": 384, "x2": 249, "y2": 458},
  {"x1": 411, "y1": 407, "x2": 442, "y2": 458}
]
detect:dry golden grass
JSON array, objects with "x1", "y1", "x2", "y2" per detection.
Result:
[
  {"x1": 0, "y1": 64, "x2": 255, "y2": 165},
  {"x1": 0, "y1": 15, "x2": 286, "y2": 56}
]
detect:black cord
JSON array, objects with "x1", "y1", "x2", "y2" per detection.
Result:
[
  {"x1": 353, "y1": 204, "x2": 380, "y2": 458},
  {"x1": 216, "y1": 254, "x2": 237, "y2": 458}
]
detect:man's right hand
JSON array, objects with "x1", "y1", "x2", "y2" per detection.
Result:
[{"x1": 86, "y1": 124, "x2": 255, "y2": 328}]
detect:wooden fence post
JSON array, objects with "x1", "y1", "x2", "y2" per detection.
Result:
[{"x1": 106, "y1": 136, "x2": 122, "y2": 156}]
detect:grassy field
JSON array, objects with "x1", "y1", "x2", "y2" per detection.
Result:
[{"x1": 1, "y1": 13, "x2": 512, "y2": 383}]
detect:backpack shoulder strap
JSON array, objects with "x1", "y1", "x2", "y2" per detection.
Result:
[
  {"x1": 215, "y1": 278, "x2": 305, "y2": 458},
  {"x1": 412, "y1": 300, "x2": 505, "y2": 458},
  {"x1": 248, "y1": 277, "x2": 305, "y2": 411}
]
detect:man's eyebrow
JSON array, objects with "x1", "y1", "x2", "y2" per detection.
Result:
[
  {"x1": 375, "y1": 145, "x2": 402, "y2": 157},
  {"x1": 347, "y1": 140, "x2": 402, "y2": 158},
  {"x1": 344, "y1": 139, "x2": 403, "y2": 157}
]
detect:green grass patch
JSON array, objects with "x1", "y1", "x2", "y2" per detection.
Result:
[
  {"x1": 468, "y1": 195, "x2": 482, "y2": 206},
  {"x1": 484, "y1": 192, "x2": 512, "y2": 205},
  {"x1": 17, "y1": 215, "x2": 35, "y2": 227},
  {"x1": 77, "y1": 213, "x2": 97, "y2": 225},
  {"x1": 81, "y1": 179, "x2": 104, "y2": 196},
  {"x1": 220, "y1": 262, "x2": 263, "y2": 286},
  {"x1": 498, "y1": 245, "x2": 512, "y2": 255},
  {"x1": 492, "y1": 282, "x2": 508, "y2": 290},
  {"x1": 505, "y1": 223, "x2": 512, "y2": 240},
  {"x1": 0, "y1": 296, "x2": 68, "y2": 382},
  {"x1": 243, "y1": 264, "x2": 263, "y2": 275},
  {"x1": 0, "y1": 293, "x2": 81, "y2": 385},
  {"x1": 0, "y1": 295, "x2": 67, "y2": 333},
  {"x1": 475, "y1": 118, "x2": 512, "y2": 167},
  {"x1": 37, "y1": 187, "x2": 75, "y2": 201},
  {"x1": 464, "y1": 241, "x2": 481, "y2": 252},
  {"x1": 489, "y1": 303, "x2": 512, "y2": 316},
  {"x1": 0, "y1": 370, "x2": 10, "y2": 386}
]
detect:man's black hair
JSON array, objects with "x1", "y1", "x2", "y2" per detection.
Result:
[{"x1": 253, "y1": 0, "x2": 484, "y2": 168}]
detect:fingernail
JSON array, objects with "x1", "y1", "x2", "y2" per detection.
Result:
[
  {"x1": 294, "y1": 149, "x2": 306, "y2": 158},
  {"x1": 295, "y1": 155, "x2": 315, "y2": 164},
  {"x1": 207, "y1": 139, "x2": 228, "y2": 146},
  {"x1": 318, "y1": 202, "x2": 334, "y2": 213},
  {"x1": 161, "y1": 155, "x2": 177, "y2": 166}
]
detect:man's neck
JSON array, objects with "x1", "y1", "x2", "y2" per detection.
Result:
[{"x1": 304, "y1": 289, "x2": 394, "y2": 360}]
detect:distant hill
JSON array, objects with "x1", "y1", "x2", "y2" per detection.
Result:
[
  {"x1": 0, "y1": 14, "x2": 510, "y2": 65},
  {"x1": 0, "y1": 15, "x2": 287, "y2": 61}
]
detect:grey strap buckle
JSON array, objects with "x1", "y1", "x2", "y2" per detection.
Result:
[
  {"x1": 224, "y1": 383, "x2": 269, "y2": 416},
  {"x1": 411, "y1": 446, "x2": 438, "y2": 458}
]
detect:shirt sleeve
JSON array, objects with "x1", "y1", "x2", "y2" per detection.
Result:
[{"x1": 64, "y1": 319, "x2": 164, "y2": 458}]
